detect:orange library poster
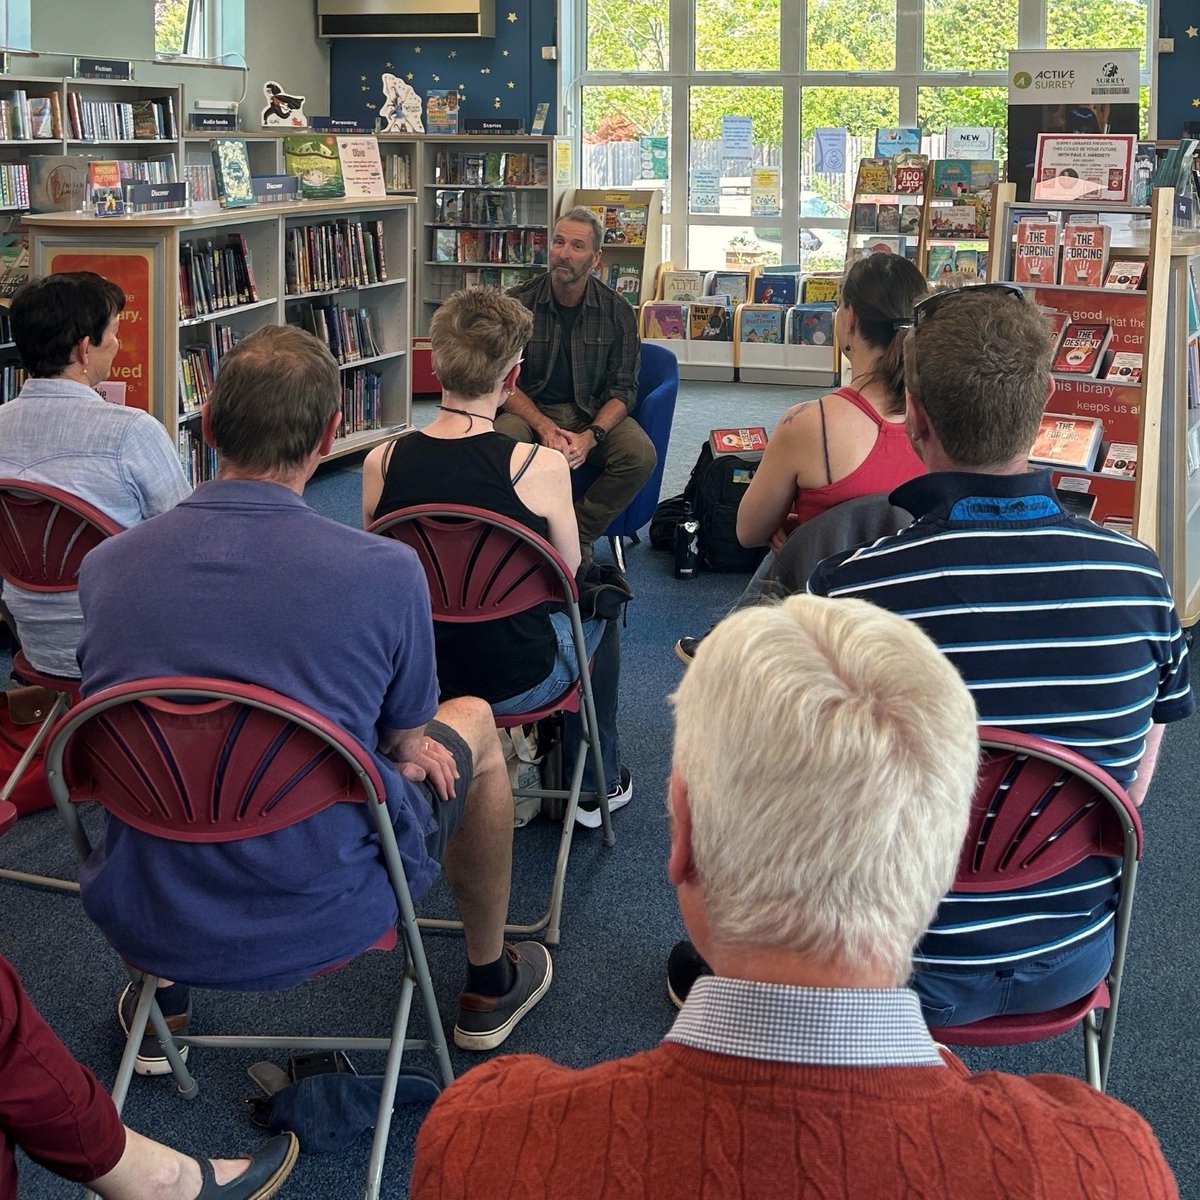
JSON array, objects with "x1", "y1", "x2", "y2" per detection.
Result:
[{"x1": 44, "y1": 246, "x2": 155, "y2": 413}]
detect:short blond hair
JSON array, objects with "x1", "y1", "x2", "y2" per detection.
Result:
[
  {"x1": 430, "y1": 287, "x2": 532, "y2": 398},
  {"x1": 671, "y1": 595, "x2": 979, "y2": 981}
]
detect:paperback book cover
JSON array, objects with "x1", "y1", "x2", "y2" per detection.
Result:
[
  {"x1": 708, "y1": 270, "x2": 749, "y2": 305},
  {"x1": 613, "y1": 264, "x2": 642, "y2": 307},
  {"x1": 709, "y1": 427, "x2": 768, "y2": 458},
  {"x1": 876, "y1": 203, "x2": 900, "y2": 233},
  {"x1": 434, "y1": 229, "x2": 458, "y2": 262},
  {"x1": 1100, "y1": 442, "x2": 1138, "y2": 478},
  {"x1": 1014, "y1": 220, "x2": 1061, "y2": 284},
  {"x1": 1060, "y1": 223, "x2": 1110, "y2": 288},
  {"x1": 614, "y1": 206, "x2": 647, "y2": 245},
  {"x1": 739, "y1": 306, "x2": 783, "y2": 343},
  {"x1": 954, "y1": 248, "x2": 980, "y2": 276},
  {"x1": 1104, "y1": 259, "x2": 1146, "y2": 290},
  {"x1": 689, "y1": 302, "x2": 731, "y2": 341},
  {"x1": 926, "y1": 245, "x2": 955, "y2": 281},
  {"x1": 210, "y1": 138, "x2": 255, "y2": 208},
  {"x1": 891, "y1": 155, "x2": 927, "y2": 195},
  {"x1": 425, "y1": 90, "x2": 460, "y2": 135},
  {"x1": 27, "y1": 96, "x2": 55, "y2": 139},
  {"x1": 787, "y1": 303, "x2": 836, "y2": 346},
  {"x1": 336, "y1": 136, "x2": 386, "y2": 199},
  {"x1": 929, "y1": 204, "x2": 979, "y2": 238},
  {"x1": 87, "y1": 160, "x2": 123, "y2": 216},
  {"x1": 753, "y1": 273, "x2": 798, "y2": 306},
  {"x1": 642, "y1": 302, "x2": 685, "y2": 340},
  {"x1": 661, "y1": 270, "x2": 705, "y2": 303},
  {"x1": 853, "y1": 201, "x2": 878, "y2": 232},
  {"x1": 1029, "y1": 412, "x2": 1104, "y2": 470},
  {"x1": 803, "y1": 276, "x2": 840, "y2": 304},
  {"x1": 899, "y1": 204, "x2": 923, "y2": 235},
  {"x1": 856, "y1": 158, "x2": 892, "y2": 195},
  {"x1": 1052, "y1": 322, "x2": 1112, "y2": 378},
  {"x1": 1102, "y1": 351, "x2": 1143, "y2": 385},
  {"x1": 283, "y1": 134, "x2": 345, "y2": 200},
  {"x1": 931, "y1": 160, "x2": 973, "y2": 197}
]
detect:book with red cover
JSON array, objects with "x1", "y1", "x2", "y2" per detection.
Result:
[
  {"x1": 1029, "y1": 412, "x2": 1104, "y2": 470},
  {"x1": 1014, "y1": 220, "x2": 1060, "y2": 284},
  {"x1": 709, "y1": 427, "x2": 768, "y2": 460},
  {"x1": 1059, "y1": 222, "x2": 1110, "y2": 288},
  {"x1": 1052, "y1": 322, "x2": 1112, "y2": 378}
]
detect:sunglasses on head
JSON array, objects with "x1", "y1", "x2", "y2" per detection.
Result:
[{"x1": 911, "y1": 282, "x2": 1026, "y2": 329}]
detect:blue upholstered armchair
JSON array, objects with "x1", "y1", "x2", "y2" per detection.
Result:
[{"x1": 573, "y1": 343, "x2": 679, "y2": 569}]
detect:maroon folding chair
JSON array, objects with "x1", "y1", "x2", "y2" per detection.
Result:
[
  {"x1": 369, "y1": 504, "x2": 613, "y2": 946},
  {"x1": 928, "y1": 727, "x2": 1142, "y2": 1092},
  {"x1": 45, "y1": 677, "x2": 453, "y2": 1200},
  {"x1": 0, "y1": 478, "x2": 123, "y2": 893}
]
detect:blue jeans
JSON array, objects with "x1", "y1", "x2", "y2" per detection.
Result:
[
  {"x1": 491, "y1": 612, "x2": 619, "y2": 792},
  {"x1": 915, "y1": 924, "x2": 1115, "y2": 1027}
]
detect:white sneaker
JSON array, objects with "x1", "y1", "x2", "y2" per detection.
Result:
[{"x1": 574, "y1": 766, "x2": 633, "y2": 829}]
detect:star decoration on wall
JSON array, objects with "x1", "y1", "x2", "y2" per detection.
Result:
[
  {"x1": 1193, "y1": 97, "x2": 1200, "y2": 107},
  {"x1": 502, "y1": 49, "x2": 510, "y2": 56},
  {"x1": 507, "y1": 80, "x2": 515, "y2": 88},
  {"x1": 360, "y1": 75, "x2": 367, "y2": 82},
  {"x1": 406, "y1": 72, "x2": 414, "y2": 80},
  {"x1": 1188, "y1": 25, "x2": 1199, "y2": 36},
  {"x1": 481, "y1": 67, "x2": 491, "y2": 74},
  {"x1": 385, "y1": 61, "x2": 393, "y2": 68},
  {"x1": 494, "y1": 98, "x2": 502, "y2": 108},
  {"x1": 459, "y1": 83, "x2": 466, "y2": 90},
  {"x1": 366, "y1": 103, "x2": 377, "y2": 110},
  {"x1": 507, "y1": 11, "x2": 518, "y2": 21},
  {"x1": 449, "y1": 50, "x2": 457, "y2": 58},
  {"x1": 361, "y1": 85, "x2": 369, "y2": 92},
  {"x1": 414, "y1": 46, "x2": 421, "y2": 53}
]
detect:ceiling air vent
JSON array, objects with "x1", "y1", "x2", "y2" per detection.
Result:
[{"x1": 317, "y1": 0, "x2": 496, "y2": 38}]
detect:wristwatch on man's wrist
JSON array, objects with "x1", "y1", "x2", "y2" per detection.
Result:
[{"x1": 587, "y1": 424, "x2": 607, "y2": 444}]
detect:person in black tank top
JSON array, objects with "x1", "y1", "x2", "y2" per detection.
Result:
[{"x1": 362, "y1": 288, "x2": 631, "y2": 826}]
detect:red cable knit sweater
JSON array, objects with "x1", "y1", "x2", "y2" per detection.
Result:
[{"x1": 411, "y1": 1043, "x2": 1176, "y2": 1199}]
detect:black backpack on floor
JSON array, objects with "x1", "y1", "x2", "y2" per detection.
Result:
[{"x1": 650, "y1": 443, "x2": 765, "y2": 573}]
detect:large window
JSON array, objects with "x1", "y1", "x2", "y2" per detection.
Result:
[{"x1": 576, "y1": 0, "x2": 1154, "y2": 269}]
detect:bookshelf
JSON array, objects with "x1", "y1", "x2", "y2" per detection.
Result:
[
  {"x1": 1159, "y1": 243, "x2": 1200, "y2": 625},
  {"x1": 25, "y1": 196, "x2": 413, "y2": 484},
  {"x1": 843, "y1": 155, "x2": 926, "y2": 272},
  {"x1": 418, "y1": 135, "x2": 563, "y2": 336},
  {"x1": 559, "y1": 185, "x2": 664, "y2": 312},
  {"x1": 988, "y1": 182, "x2": 1174, "y2": 546},
  {"x1": 918, "y1": 160, "x2": 999, "y2": 283}
]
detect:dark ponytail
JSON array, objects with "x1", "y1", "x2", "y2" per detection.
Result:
[{"x1": 840, "y1": 255, "x2": 928, "y2": 416}]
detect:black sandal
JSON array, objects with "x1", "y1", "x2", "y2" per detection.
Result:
[{"x1": 193, "y1": 1132, "x2": 299, "y2": 1199}]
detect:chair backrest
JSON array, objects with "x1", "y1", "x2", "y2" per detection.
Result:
[
  {"x1": 44, "y1": 677, "x2": 387, "y2": 844},
  {"x1": 770, "y1": 492, "x2": 913, "y2": 596},
  {"x1": 955, "y1": 727, "x2": 1143, "y2": 893},
  {"x1": 368, "y1": 504, "x2": 577, "y2": 624},
  {"x1": 0, "y1": 478, "x2": 123, "y2": 593}
]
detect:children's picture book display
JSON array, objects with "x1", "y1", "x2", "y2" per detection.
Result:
[{"x1": 283, "y1": 135, "x2": 345, "y2": 200}]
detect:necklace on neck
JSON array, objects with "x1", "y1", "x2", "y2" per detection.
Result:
[{"x1": 438, "y1": 405, "x2": 496, "y2": 433}]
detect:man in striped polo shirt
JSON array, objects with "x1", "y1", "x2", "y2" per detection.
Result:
[{"x1": 808, "y1": 283, "x2": 1192, "y2": 1025}]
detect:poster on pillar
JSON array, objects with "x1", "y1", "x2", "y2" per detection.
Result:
[
  {"x1": 1008, "y1": 49, "x2": 1140, "y2": 202},
  {"x1": 45, "y1": 246, "x2": 155, "y2": 414}
]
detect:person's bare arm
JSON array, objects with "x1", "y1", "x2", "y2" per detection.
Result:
[
  {"x1": 361, "y1": 443, "x2": 388, "y2": 528},
  {"x1": 503, "y1": 386, "x2": 573, "y2": 455},
  {"x1": 1128, "y1": 723, "x2": 1165, "y2": 807},
  {"x1": 511, "y1": 445, "x2": 582, "y2": 572},
  {"x1": 736, "y1": 403, "x2": 817, "y2": 547},
  {"x1": 379, "y1": 724, "x2": 459, "y2": 801}
]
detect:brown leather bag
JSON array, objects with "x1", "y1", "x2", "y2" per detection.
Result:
[{"x1": 0, "y1": 685, "x2": 58, "y2": 815}]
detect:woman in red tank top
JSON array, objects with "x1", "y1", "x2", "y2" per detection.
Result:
[{"x1": 735, "y1": 254, "x2": 929, "y2": 553}]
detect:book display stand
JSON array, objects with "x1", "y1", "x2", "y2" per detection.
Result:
[
  {"x1": 641, "y1": 265, "x2": 745, "y2": 382},
  {"x1": 919, "y1": 159, "x2": 998, "y2": 284},
  {"x1": 560, "y1": 185, "x2": 664, "y2": 313},
  {"x1": 25, "y1": 196, "x2": 413, "y2": 485},
  {"x1": 843, "y1": 154, "x2": 926, "y2": 272},
  {"x1": 989, "y1": 181, "x2": 1174, "y2": 545}
]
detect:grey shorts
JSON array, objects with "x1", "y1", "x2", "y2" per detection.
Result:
[{"x1": 419, "y1": 719, "x2": 473, "y2": 863}]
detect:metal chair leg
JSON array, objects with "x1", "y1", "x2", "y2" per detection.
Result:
[{"x1": 609, "y1": 534, "x2": 626, "y2": 572}]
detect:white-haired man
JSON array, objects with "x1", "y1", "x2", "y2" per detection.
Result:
[{"x1": 410, "y1": 596, "x2": 1176, "y2": 1199}]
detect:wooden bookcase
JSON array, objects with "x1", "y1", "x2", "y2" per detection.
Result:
[
  {"x1": 25, "y1": 196, "x2": 413, "y2": 484},
  {"x1": 560, "y1": 185, "x2": 664, "y2": 311},
  {"x1": 988, "y1": 181, "x2": 1173, "y2": 546},
  {"x1": 843, "y1": 156, "x2": 925, "y2": 272}
]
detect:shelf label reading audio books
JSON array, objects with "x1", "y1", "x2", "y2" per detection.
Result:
[
  {"x1": 721, "y1": 116, "x2": 753, "y2": 162},
  {"x1": 945, "y1": 127, "x2": 995, "y2": 160},
  {"x1": 691, "y1": 168, "x2": 719, "y2": 213},
  {"x1": 750, "y1": 167, "x2": 781, "y2": 216},
  {"x1": 1033, "y1": 134, "x2": 1136, "y2": 204}
]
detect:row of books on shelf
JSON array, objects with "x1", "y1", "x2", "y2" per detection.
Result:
[
  {"x1": 589, "y1": 203, "x2": 647, "y2": 247},
  {"x1": 644, "y1": 301, "x2": 836, "y2": 346},
  {"x1": 0, "y1": 364, "x2": 27, "y2": 406},
  {"x1": 297, "y1": 300, "x2": 382, "y2": 365},
  {"x1": 385, "y1": 152, "x2": 412, "y2": 192},
  {"x1": 178, "y1": 324, "x2": 239, "y2": 415},
  {"x1": 433, "y1": 150, "x2": 547, "y2": 188},
  {"x1": 1014, "y1": 216, "x2": 1145, "y2": 289},
  {"x1": 659, "y1": 269, "x2": 751, "y2": 305},
  {"x1": 660, "y1": 268, "x2": 840, "y2": 308},
  {"x1": 0, "y1": 164, "x2": 27, "y2": 209},
  {"x1": 285, "y1": 217, "x2": 389, "y2": 295},
  {"x1": 928, "y1": 245, "x2": 989, "y2": 279},
  {"x1": 433, "y1": 189, "x2": 530, "y2": 226},
  {"x1": 66, "y1": 93, "x2": 176, "y2": 142},
  {"x1": 1030, "y1": 412, "x2": 1138, "y2": 477},
  {"x1": 856, "y1": 155, "x2": 999, "y2": 198},
  {"x1": 22, "y1": 153, "x2": 176, "y2": 214},
  {"x1": 179, "y1": 236, "x2": 259, "y2": 321},
  {"x1": 0, "y1": 91, "x2": 58, "y2": 140},
  {"x1": 432, "y1": 226, "x2": 546, "y2": 266},
  {"x1": 852, "y1": 201, "x2": 924, "y2": 236},
  {"x1": 178, "y1": 427, "x2": 219, "y2": 488},
  {"x1": 426, "y1": 265, "x2": 528, "y2": 299}
]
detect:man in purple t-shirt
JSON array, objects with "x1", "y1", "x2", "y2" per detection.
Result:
[{"x1": 77, "y1": 325, "x2": 551, "y2": 1075}]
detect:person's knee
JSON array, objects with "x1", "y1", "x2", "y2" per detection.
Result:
[
  {"x1": 436, "y1": 695, "x2": 504, "y2": 775},
  {"x1": 608, "y1": 421, "x2": 657, "y2": 476}
]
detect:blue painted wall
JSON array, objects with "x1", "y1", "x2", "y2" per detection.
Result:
[
  {"x1": 328, "y1": 0, "x2": 558, "y2": 134},
  {"x1": 1158, "y1": 0, "x2": 1200, "y2": 136}
]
